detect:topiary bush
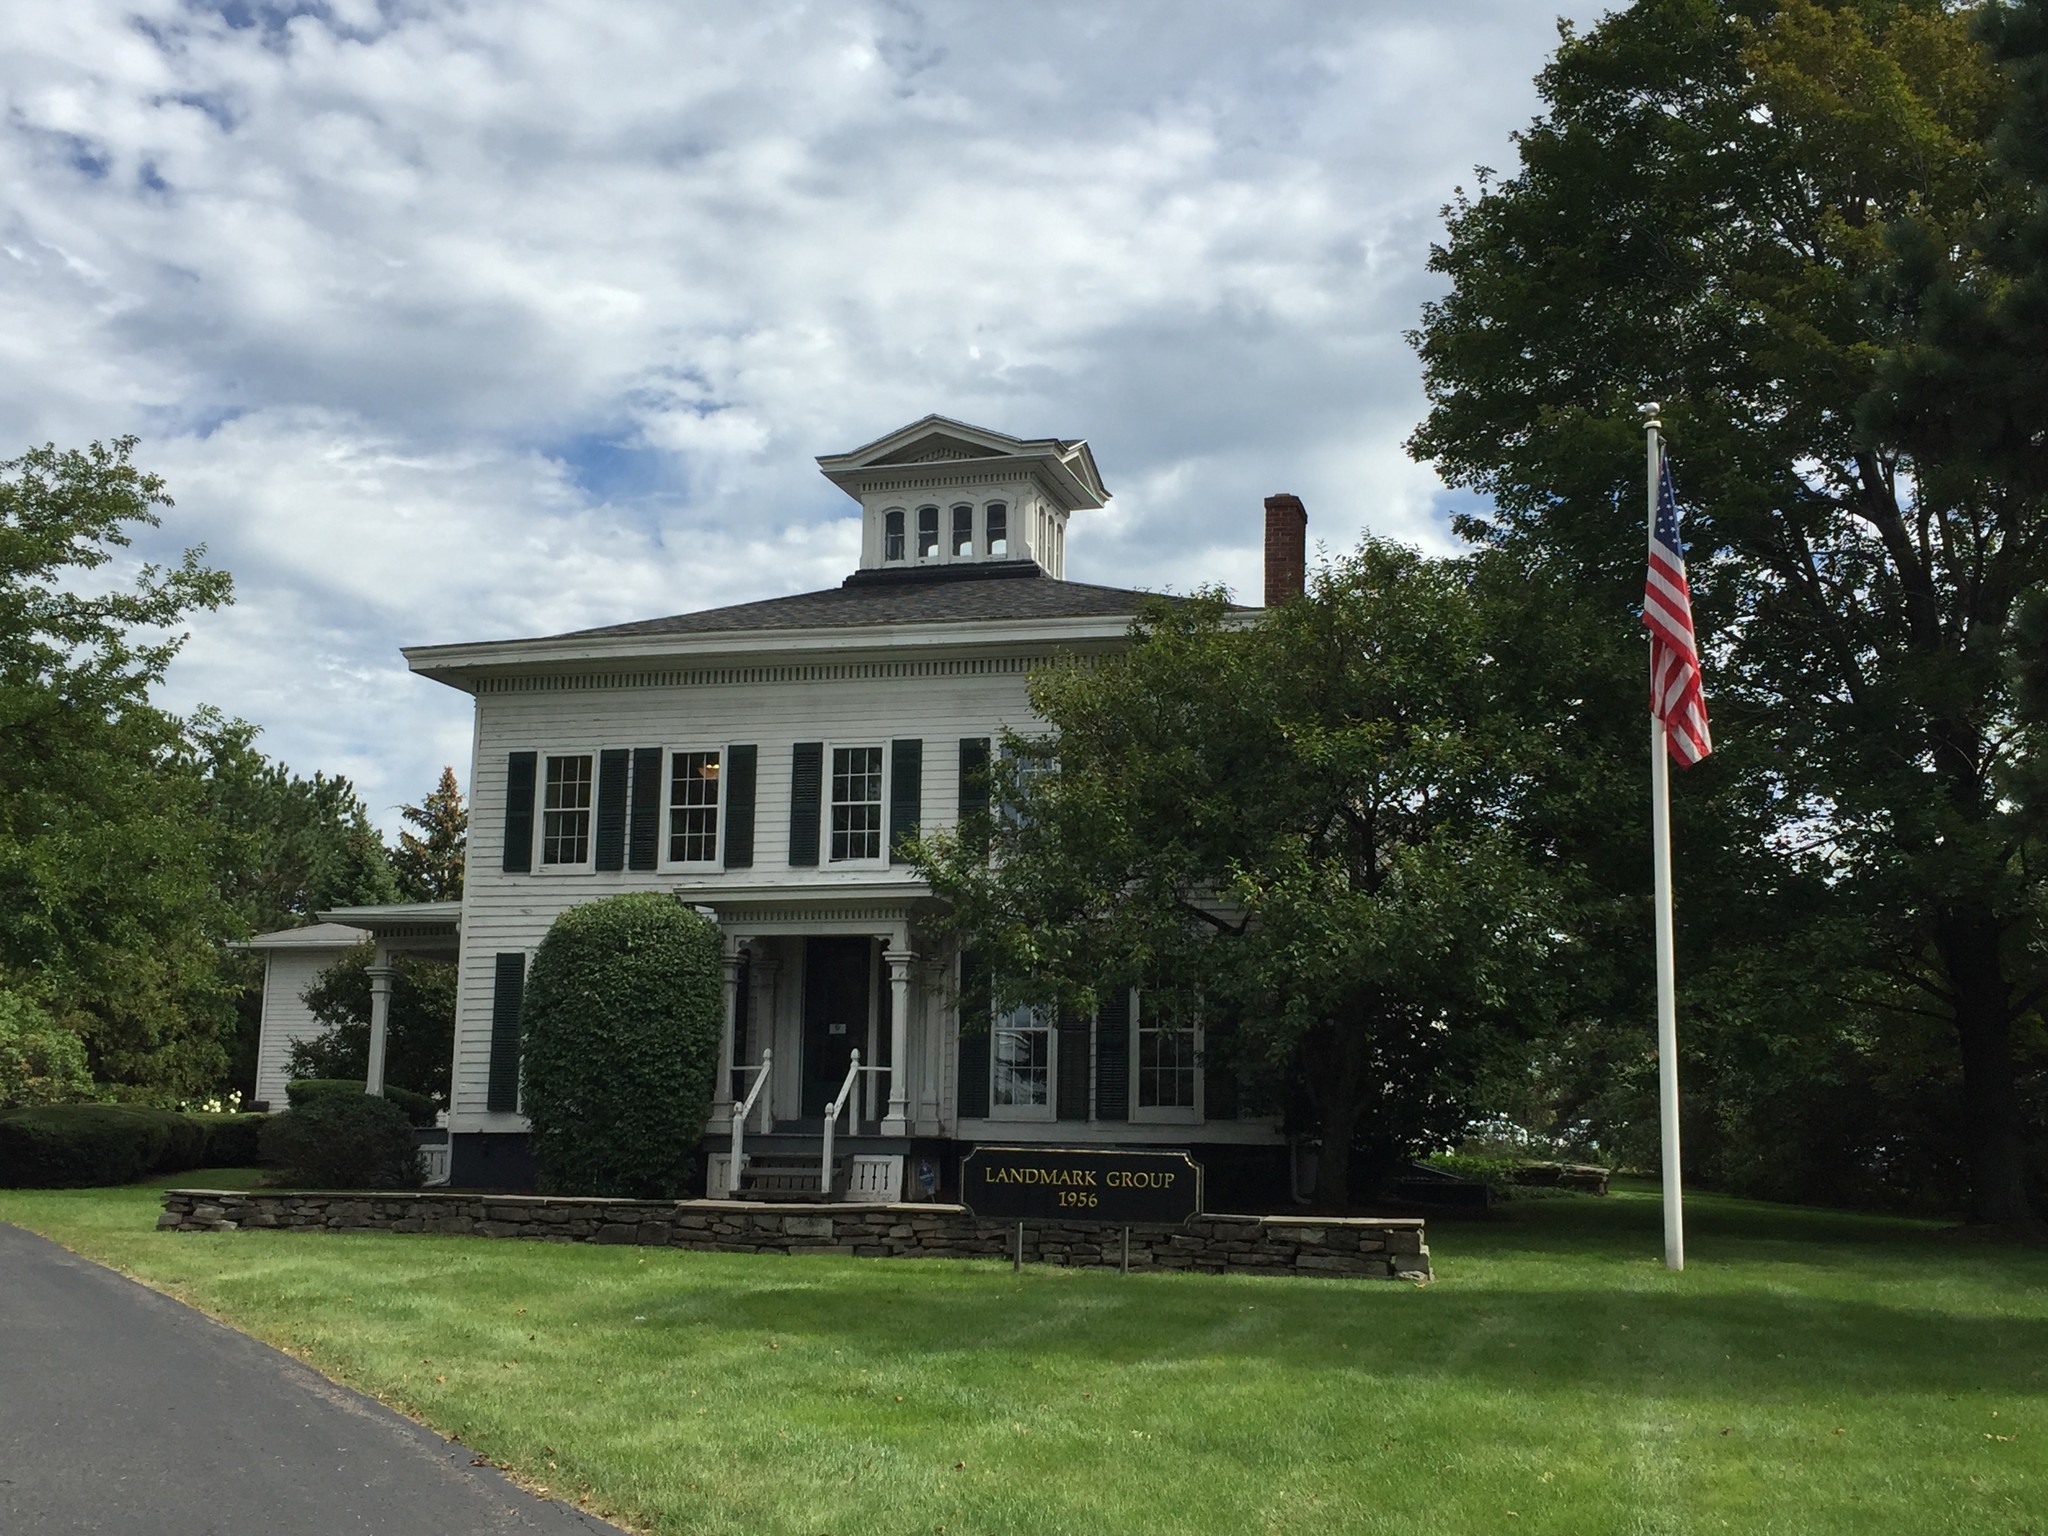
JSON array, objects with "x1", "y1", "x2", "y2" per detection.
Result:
[
  {"x1": 284, "y1": 1077, "x2": 438, "y2": 1127},
  {"x1": 0, "y1": 1105, "x2": 197, "y2": 1187},
  {"x1": 260, "y1": 1094, "x2": 422, "y2": 1189},
  {"x1": 521, "y1": 893, "x2": 722, "y2": 1198}
]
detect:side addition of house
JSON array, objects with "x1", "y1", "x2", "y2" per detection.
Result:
[{"x1": 402, "y1": 416, "x2": 1304, "y2": 1204}]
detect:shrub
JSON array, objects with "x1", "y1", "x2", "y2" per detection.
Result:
[
  {"x1": 0, "y1": 991, "x2": 97, "y2": 1110},
  {"x1": 0, "y1": 1105, "x2": 182, "y2": 1187},
  {"x1": 260, "y1": 1095, "x2": 422, "y2": 1189},
  {"x1": 285, "y1": 1077, "x2": 437, "y2": 1127},
  {"x1": 189, "y1": 1112, "x2": 267, "y2": 1167},
  {"x1": 521, "y1": 893, "x2": 722, "y2": 1198}
]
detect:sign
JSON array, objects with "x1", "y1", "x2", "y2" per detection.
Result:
[{"x1": 959, "y1": 1145, "x2": 1202, "y2": 1225}]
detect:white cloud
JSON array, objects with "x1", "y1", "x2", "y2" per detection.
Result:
[{"x1": 0, "y1": 0, "x2": 1613, "y2": 830}]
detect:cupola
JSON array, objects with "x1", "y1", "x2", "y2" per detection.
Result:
[{"x1": 817, "y1": 415, "x2": 1109, "y2": 582}]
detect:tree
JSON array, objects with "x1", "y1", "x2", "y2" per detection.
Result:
[
  {"x1": 1408, "y1": 0, "x2": 2046, "y2": 1226},
  {"x1": 519, "y1": 894, "x2": 723, "y2": 1199},
  {"x1": 0, "y1": 439, "x2": 239, "y2": 1102},
  {"x1": 915, "y1": 542, "x2": 1558, "y2": 1210},
  {"x1": 285, "y1": 944, "x2": 458, "y2": 1105},
  {"x1": 392, "y1": 766, "x2": 468, "y2": 902}
]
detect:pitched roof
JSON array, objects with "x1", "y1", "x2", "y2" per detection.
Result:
[{"x1": 555, "y1": 561, "x2": 1174, "y2": 640}]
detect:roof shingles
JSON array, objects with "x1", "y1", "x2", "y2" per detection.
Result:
[{"x1": 558, "y1": 565, "x2": 1170, "y2": 639}]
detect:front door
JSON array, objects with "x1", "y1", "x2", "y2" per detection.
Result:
[{"x1": 802, "y1": 937, "x2": 873, "y2": 1117}]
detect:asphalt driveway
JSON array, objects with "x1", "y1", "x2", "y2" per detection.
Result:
[{"x1": 0, "y1": 1222, "x2": 621, "y2": 1534}]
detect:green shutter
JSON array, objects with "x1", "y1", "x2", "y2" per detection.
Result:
[
  {"x1": 1056, "y1": 1005, "x2": 1090, "y2": 1120},
  {"x1": 723, "y1": 744, "x2": 758, "y2": 868},
  {"x1": 958, "y1": 737, "x2": 990, "y2": 815},
  {"x1": 958, "y1": 737, "x2": 991, "y2": 855},
  {"x1": 501, "y1": 752, "x2": 537, "y2": 873},
  {"x1": 889, "y1": 738, "x2": 923, "y2": 863},
  {"x1": 1094, "y1": 986, "x2": 1130, "y2": 1121},
  {"x1": 1204, "y1": 1016, "x2": 1239, "y2": 1120},
  {"x1": 487, "y1": 952, "x2": 526, "y2": 1113},
  {"x1": 956, "y1": 949, "x2": 991, "y2": 1119},
  {"x1": 594, "y1": 749, "x2": 629, "y2": 871},
  {"x1": 628, "y1": 747, "x2": 662, "y2": 871},
  {"x1": 788, "y1": 742, "x2": 823, "y2": 866}
]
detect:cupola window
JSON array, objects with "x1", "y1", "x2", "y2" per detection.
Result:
[
  {"x1": 917, "y1": 506, "x2": 940, "y2": 559},
  {"x1": 952, "y1": 504, "x2": 974, "y2": 557},
  {"x1": 985, "y1": 503, "x2": 1007, "y2": 556},
  {"x1": 883, "y1": 508, "x2": 905, "y2": 562}
]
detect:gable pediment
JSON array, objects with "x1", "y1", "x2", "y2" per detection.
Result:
[{"x1": 870, "y1": 431, "x2": 1013, "y2": 468}]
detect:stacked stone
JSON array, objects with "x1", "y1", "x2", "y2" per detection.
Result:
[{"x1": 158, "y1": 1190, "x2": 1430, "y2": 1281}]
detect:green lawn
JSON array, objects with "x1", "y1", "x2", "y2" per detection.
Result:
[{"x1": 2, "y1": 1175, "x2": 2043, "y2": 1536}]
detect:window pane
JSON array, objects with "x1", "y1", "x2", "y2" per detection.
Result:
[
  {"x1": 884, "y1": 508, "x2": 905, "y2": 562},
  {"x1": 986, "y1": 503, "x2": 1007, "y2": 556},
  {"x1": 1138, "y1": 1010, "x2": 1198, "y2": 1109},
  {"x1": 917, "y1": 506, "x2": 939, "y2": 558},
  {"x1": 542, "y1": 755, "x2": 592, "y2": 865},
  {"x1": 668, "y1": 749, "x2": 721, "y2": 863},
  {"x1": 952, "y1": 504, "x2": 973, "y2": 557},
  {"x1": 993, "y1": 1005, "x2": 1050, "y2": 1107},
  {"x1": 829, "y1": 745, "x2": 884, "y2": 860}
]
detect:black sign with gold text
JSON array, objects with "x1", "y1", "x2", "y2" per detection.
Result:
[{"x1": 958, "y1": 1145, "x2": 1202, "y2": 1224}]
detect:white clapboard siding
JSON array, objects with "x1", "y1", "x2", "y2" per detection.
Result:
[
  {"x1": 253, "y1": 940, "x2": 363, "y2": 1109},
  {"x1": 446, "y1": 656, "x2": 1045, "y2": 1130}
]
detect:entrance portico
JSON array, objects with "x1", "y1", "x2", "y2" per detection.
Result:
[{"x1": 694, "y1": 885, "x2": 943, "y2": 1200}]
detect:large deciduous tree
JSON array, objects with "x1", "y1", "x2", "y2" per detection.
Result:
[
  {"x1": 916, "y1": 543, "x2": 1557, "y2": 1210},
  {"x1": 1409, "y1": 0, "x2": 2046, "y2": 1227},
  {"x1": 0, "y1": 439, "x2": 239, "y2": 1102}
]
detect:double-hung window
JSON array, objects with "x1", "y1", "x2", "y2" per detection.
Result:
[
  {"x1": 884, "y1": 508, "x2": 906, "y2": 562},
  {"x1": 985, "y1": 502, "x2": 1007, "y2": 556},
  {"x1": 540, "y1": 754, "x2": 594, "y2": 867},
  {"x1": 992, "y1": 1002, "x2": 1054, "y2": 1118},
  {"x1": 668, "y1": 749, "x2": 721, "y2": 865},
  {"x1": 1133, "y1": 995, "x2": 1200, "y2": 1121},
  {"x1": 951, "y1": 503, "x2": 974, "y2": 557},
  {"x1": 829, "y1": 745, "x2": 884, "y2": 861},
  {"x1": 916, "y1": 506, "x2": 940, "y2": 560}
]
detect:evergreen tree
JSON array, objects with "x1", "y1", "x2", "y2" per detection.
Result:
[{"x1": 392, "y1": 766, "x2": 468, "y2": 902}]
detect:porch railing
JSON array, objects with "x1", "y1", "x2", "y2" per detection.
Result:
[
  {"x1": 821, "y1": 1050, "x2": 887, "y2": 1199},
  {"x1": 727, "y1": 1047, "x2": 773, "y2": 1197}
]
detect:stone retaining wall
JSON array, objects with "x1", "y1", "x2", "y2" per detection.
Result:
[{"x1": 159, "y1": 1190, "x2": 1429, "y2": 1280}]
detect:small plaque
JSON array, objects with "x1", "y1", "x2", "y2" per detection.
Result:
[{"x1": 959, "y1": 1145, "x2": 1202, "y2": 1225}]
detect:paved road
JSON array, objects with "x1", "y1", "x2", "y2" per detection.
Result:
[{"x1": 0, "y1": 1222, "x2": 622, "y2": 1534}]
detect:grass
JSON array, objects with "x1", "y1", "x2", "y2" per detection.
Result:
[{"x1": 2, "y1": 1173, "x2": 2044, "y2": 1535}]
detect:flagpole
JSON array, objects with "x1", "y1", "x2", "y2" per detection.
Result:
[{"x1": 1644, "y1": 404, "x2": 1685, "y2": 1272}]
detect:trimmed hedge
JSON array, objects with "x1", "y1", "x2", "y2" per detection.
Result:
[
  {"x1": 285, "y1": 1077, "x2": 438, "y2": 1127},
  {"x1": 0, "y1": 1106, "x2": 204, "y2": 1188},
  {"x1": 521, "y1": 893, "x2": 722, "y2": 1199},
  {"x1": 189, "y1": 1112, "x2": 267, "y2": 1167},
  {"x1": 260, "y1": 1094, "x2": 422, "y2": 1190}
]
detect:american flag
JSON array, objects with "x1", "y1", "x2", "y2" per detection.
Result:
[{"x1": 1644, "y1": 451, "x2": 1712, "y2": 765}]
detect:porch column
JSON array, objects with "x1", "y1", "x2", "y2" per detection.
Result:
[
  {"x1": 715, "y1": 938, "x2": 741, "y2": 1126},
  {"x1": 365, "y1": 948, "x2": 396, "y2": 1097},
  {"x1": 883, "y1": 945, "x2": 914, "y2": 1135},
  {"x1": 917, "y1": 955, "x2": 944, "y2": 1132}
]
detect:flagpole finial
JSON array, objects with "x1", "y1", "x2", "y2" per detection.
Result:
[{"x1": 1640, "y1": 401, "x2": 1661, "y2": 429}]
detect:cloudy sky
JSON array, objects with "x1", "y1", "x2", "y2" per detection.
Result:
[{"x1": 4, "y1": 0, "x2": 1611, "y2": 833}]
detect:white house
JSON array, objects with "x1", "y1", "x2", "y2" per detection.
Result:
[
  {"x1": 401, "y1": 416, "x2": 1308, "y2": 1203},
  {"x1": 240, "y1": 921, "x2": 368, "y2": 1110}
]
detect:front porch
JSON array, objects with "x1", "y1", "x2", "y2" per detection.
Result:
[{"x1": 700, "y1": 887, "x2": 948, "y2": 1203}]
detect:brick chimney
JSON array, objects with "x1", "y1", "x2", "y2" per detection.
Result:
[{"x1": 1263, "y1": 494, "x2": 1307, "y2": 607}]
